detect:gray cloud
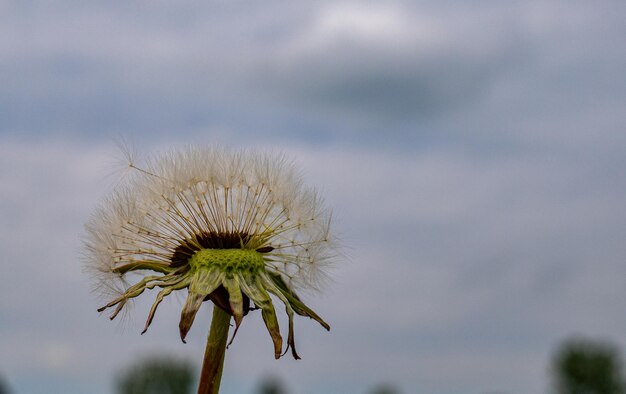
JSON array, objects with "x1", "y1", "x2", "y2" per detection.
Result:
[
  {"x1": 250, "y1": 2, "x2": 528, "y2": 125},
  {"x1": 3, "y1": 1, "x2": 625, "y2": 152}
]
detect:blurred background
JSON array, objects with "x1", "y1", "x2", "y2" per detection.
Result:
[{"x1": 1, "y1": 1, "x2": 625, "y2": 393}]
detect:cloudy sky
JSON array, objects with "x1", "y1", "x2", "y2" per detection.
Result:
[{"x1": 1, "y1": 1, "x2": 626, "y2": 393}]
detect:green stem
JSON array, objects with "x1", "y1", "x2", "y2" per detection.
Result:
[{"x1": 197, "y1": 306, "x2": 231, "y2": 394}]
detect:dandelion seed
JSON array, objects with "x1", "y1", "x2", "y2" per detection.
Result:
[{"x1": 83, "y1": 146, "x2": 336, "y2": 364}]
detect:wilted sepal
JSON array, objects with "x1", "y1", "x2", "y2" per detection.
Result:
[
  {"x1": 142, "y1": 280, "x2": 188, "y2": 334},
  {"x1": 222, "y1": 275, "x2": 245, "y2": 347},
  {"x1": 267, "y1": 272, "x2": 330, "y2": 331},
  {"x1": 261, "y1": 273, "x2": 300, "y2": 359},
  {"x1": 222, "y1": 276, "x2": 244, "y2": 327},
  {"x1": 179, "y1": 268, "x2": 224, "y2": 342},
  {"x1": 98, "y1": 269, "x2": 191, "y2": 321},
  {"x1": 238, "y1": 272, "x2": 283, "y2": 359}
]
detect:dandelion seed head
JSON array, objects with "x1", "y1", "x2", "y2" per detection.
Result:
[{"x1": 84, "y1": 146, "x2": 337, "y2": 359}]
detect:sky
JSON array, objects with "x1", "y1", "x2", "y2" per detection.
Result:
[{"x1": 1, "y1": 1, "x2": 626, "y2": 393}]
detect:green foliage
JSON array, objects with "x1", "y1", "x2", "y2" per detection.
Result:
[
  {"x1": 552, "y1": 337, "x2": 625, "y2": 394},
  {"x1": 116, "y1": 356, "x2": 195, "y2": 394}
]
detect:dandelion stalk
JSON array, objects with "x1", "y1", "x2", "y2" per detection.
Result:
[
  {"x1": 84, "y1": 146, "x2": 337, "y2": 394},
  {"x1": 198, "y1": 306, "x2": 231, "y2": 394}
]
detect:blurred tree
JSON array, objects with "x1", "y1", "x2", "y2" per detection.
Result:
[
  {"x1": 256, "y1": 376, "x2": 288, "y2": 394},
  {"x1": 552, "y1": 337, "x2": 625, "y2": 394},
  {"x1": 369, "y1": 383, "x2": 400, "y2": 394},
  {"x1": 0, "y1": 375, "x2": 9, "y2": 394},
  {"x1": 116, "y1": 355, "x2": 195, "y2": 394}
]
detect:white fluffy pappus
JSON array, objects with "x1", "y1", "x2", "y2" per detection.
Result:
[{"x1": 83, "y1": 146, "x2": 337, "y2": 359}]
